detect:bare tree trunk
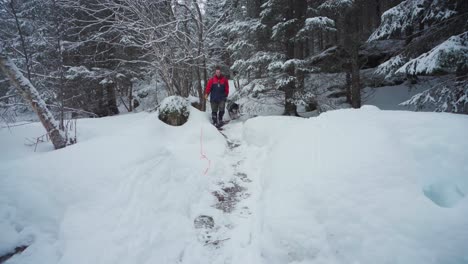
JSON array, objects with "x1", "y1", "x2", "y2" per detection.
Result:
[
  {"x1": 51, "y1": 0, "x2": 65, "y2": 129},
  {"x1": 350, "y1": 53, "x2": 361, "y2": 108},
  {"x1": 202, "y1": 59, "x2": 208, "y2": 111},
  {"x1": 195, "y1": 67, "x2": 204, "y2": 110},
  {"x1": 0, "y1": 54, "x2": 67, "y2": 149},
  {"x1": 342, "y1": 2, "x2": 362, "y2": 109},
  {"x1": 128, "y1": 84, "x2": 133, "y2": 112},
  {"x1": 345, "y1": 71, "x2": 352, "y2": 104},
  {"x1": 284, "y1": 81, "x2": 298, "y2": 115},
  {"x1": 283, "y1": 3, "x2": 298, "y2": 116},
  {"x1": 283, "y1": 0, "x2": 306, "y2": 116},
  {"x1": 192, "y1": 0, "x2": 206, "y2": 111},
  {"x1": 106, "y1": 83, "x2": 119, "y2": 115},
  {"x1": 10, "y1": 0, "x2": 32, "y2": 81}
]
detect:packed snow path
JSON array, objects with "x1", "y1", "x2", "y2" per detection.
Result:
[
  {"x1": 1, "y1": 107, "x2": 468, "y2": 264},
  {"x1": 192, "y1": 120, "x2": 264, "y2": 263}
]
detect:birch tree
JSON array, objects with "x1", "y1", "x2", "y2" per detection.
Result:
[{"x1": 0, "y1": 53, "x2": 67, "y2": 149}]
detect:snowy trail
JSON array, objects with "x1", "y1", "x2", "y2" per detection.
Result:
[
  {"x1": 218, "y1": 121, "x2": 265, "y2": 264},
  {"x1": 188, "y1": 120, "x2": 265, "y2": 263}
]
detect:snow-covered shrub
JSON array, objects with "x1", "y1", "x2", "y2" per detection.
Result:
[{"x1": 158, "y1": 96, "x2": 190, "y2": 126}]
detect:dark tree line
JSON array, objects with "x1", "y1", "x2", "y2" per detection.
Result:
[
  {"x1": 217, "y1": 0, "x2": 404, "y2": 115},
  {"x1": 1, "y1": 0, "x2": 466, "y2": 121}
]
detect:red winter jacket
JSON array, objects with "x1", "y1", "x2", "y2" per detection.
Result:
[{"x1": 205, "y1": 75, "x2": 229, "y2": 102}]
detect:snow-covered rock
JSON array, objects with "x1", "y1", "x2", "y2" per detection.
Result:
[{"x1": 158, "y1": 96, "x2": 190, "y2": 126}]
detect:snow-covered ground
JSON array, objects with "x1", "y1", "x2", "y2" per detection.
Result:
[{"x1": 1, "y1": 106, "x2": 468, "y2": 264}]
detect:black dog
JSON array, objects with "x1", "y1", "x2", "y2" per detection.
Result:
[{"x1": 227, "y1": 101, "x2": 240, "y2": 120}]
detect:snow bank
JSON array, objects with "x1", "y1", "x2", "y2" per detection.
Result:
[
  {"x1": 0, "y1": 109, "x2": 226, "y2": 264},
  {"x1": 242, "y1": 108, "x2": 468, "y2": 263}
]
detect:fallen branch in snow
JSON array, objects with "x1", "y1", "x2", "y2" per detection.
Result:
[
  {"x1": 204, "y1": 238, "x2": 230, "y2": 246},
  {"x1": 0, "y1": 245, "x2": 28, "y2": 264},
  {"x1": 25, "y1": 133, "x2": 49, "y2": 152},
  {"x1": 47, "y1": 104, "x2": 98, "y2": 118}
]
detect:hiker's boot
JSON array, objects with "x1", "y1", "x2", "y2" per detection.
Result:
[
  {"x1": 218, "y1": 111, "x2": 225, "y2": 126},
  {"x1": 211, "y1": 112, "x2": 218, "y2": 126}
]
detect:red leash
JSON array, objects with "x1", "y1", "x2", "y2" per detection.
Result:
[{"x1": 200, "y1": 127, "x2": 211, "y2": 175}]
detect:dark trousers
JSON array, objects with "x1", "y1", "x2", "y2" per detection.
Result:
[{"x1": 211, "y1": 100, "x2": 225, "y2": 124}]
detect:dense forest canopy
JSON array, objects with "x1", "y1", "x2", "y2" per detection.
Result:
[{"x1": 1, "y1": 0, "x2": 467, "y2": 122}]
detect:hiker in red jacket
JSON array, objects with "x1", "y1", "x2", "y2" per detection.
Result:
[{"x1": 205, "y1": 66, "x2": 229, "y2": 126}]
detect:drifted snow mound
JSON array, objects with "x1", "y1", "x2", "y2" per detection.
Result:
[
  {"x1": 423, "y1": 180, "x2": 466, "y2": 208},
  {"x1": 360, "y1": 105, "x2": 380, "y2": 111},
  {"x1": 0, "y1": 110, "x2": 226, "y2": 264},
  {"x1": 243, "y1": 109, "x2": 468, "y2": 264},
  {"x1": 158, "y1": 96, "x2": 190, "y2": 126}
]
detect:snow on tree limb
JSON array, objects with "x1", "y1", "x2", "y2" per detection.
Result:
[
  {"x1": 374, "y1": 55, "x2": 407, "y2": 79},
  {"x1": 396, "y1": 32, "x2": 468, "y2": 75},
  {"x1": 368, "y1": 0, "x2": 459, "y2": 42},
  {"x1": 297, "y1": 17, "x2": 336, "y2": 39},
  {"x1": 318, "y1": 0, "x2": 354, "y2": 11},
  {"x1": 272, "y1": 19, "x2": 298, "y2": 40},
  {"x1": 401, "y1": 77, "x2": 468, "y2": 114},
  {"x1": 219, "y1": 20, "x2": 266, "y2": 35}
]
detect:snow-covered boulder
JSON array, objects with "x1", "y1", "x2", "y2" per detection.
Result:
[{"x1": 158, "y1": 96, "x2": 190, "y2": 126}]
